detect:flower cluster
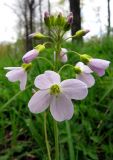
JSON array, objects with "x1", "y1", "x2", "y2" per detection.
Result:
[{"x1": 4, "y1": 12, "x2": 110, "y2": 122}]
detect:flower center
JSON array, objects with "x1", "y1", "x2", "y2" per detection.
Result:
[{"x1": 50, "y1": 84, "x2": 61, "y2": 95}]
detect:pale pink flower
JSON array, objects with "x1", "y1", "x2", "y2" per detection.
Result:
[
  {"x1": 4, "y1": 67, "x2": 27, "y2": 91},
  {"x1": 59, "y1": 48, "x2": 68, "y2": 63},
  {"x1": 75, "y1": 62, "x2": 95, "y2": 88},
  {"x1": 28, "y1": 71, "x2": 88, "y2": 122},
  {"x1": 22, "y1": 49, "x2": 38, "y2": 63},
  {"x1": 88, "y1": 58, "x2": 110, "y2": 77}
]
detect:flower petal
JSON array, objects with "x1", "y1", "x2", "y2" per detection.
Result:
[
  {"x1": 44, "y1": 71, "x2": 61, "y2": 84},
  {"x1": 61, "y1": 79, "x2": 88, "y2": 100},
  {"x1": 89, "y1": 59, "x2": 110, "y2": 69},
  {"x1": 35, "y1": 71, "x2": 61, "y2": 89},
  {"x1": 76, "y1": 73, "x2": 95, "y2": 88},
  {"x1": 28, "y1": 90, "x2": 51, "y2": 113},
  {"x1": 6, "y1": 68, "x2": 24, "y2": 82},
  {"x1": 89, "y1": 66, "x2": 105, "y2": 76},
  {"x1": 4, "y1": 67, "x2": 22, "y2": 70},
  {"x1": 76, "y1": 62, "x2": 93, "y2": 73},
  {"x1": 20, "y1": 71, "x2": 27, "y2": 90},
  {"x1": 50, "y1": 94, "x2": 74, "y2": 122},
  {"x1": 34, "y1": 74, "x2": 52, "y2": 89}
]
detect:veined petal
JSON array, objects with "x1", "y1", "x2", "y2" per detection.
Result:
[
  {"x1": 61, "y1": 79, "x2": 88, "y2": 100},
  {"x1": 76, "y1": 73, "x2": 95, "y2": 88},
  {"x1": 50, "y1": 94, "x2": 74, "y2": 122},
  {"x1": 22, "y1": 49, "x2": 38, "y2": 63},
  {"x1": 89, "y1": 66, "x2": 105, "y2": 76},
  {"x1": 35, "y1": 71, "x2": 61, "y2": 89},
  {"x1": 76, "y1": 62, "x2": 93, "y2": 73},
  {"x1": 35, "y1": 74, "x2": 52, "y2": 89},
  {"x1": 89, "y1": 59, "x2": 110, "y2": 69},
  {"x1": 28, "y1": 90, "x2": 51, "y2": 113},
  {"x1": 44, "y1": 71, "x2": 61, "y2": 84}
]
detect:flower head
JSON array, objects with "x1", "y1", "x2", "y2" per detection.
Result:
[
  {"x1": 22, "y1": 49, "x2": 38, "y2": 63},
  {"x1": 88, "y1": 58, "x2": 110, "y2": 77},
  {"x1": 4, "y1": 66, "x2": 28, "y2": 91},
  {"x1": 28, "y1": 71, "x2": 88, "y2": 121},
  {"x1": 75, "y1": 62, "x2": 95, "y2": 88}
]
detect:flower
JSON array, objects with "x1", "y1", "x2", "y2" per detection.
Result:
[
  {"x1": 22, "y1": 49, "x2": 38, "y2": 63},
  {"x1": 88, "y1": 58, "x2": 110, "y2": 77},
  {"x1": 75, "y1": 62, "x2": 95, "y2": 88},
  {"x1": 4, "y1": 65, "x2": 29, "y2": 90},
  {"x1": 80, "y1": 54, "x2": 110, "y2": 77},
  {"x1": 28, "y1": 71, "x2": 88, "y2": 122}
]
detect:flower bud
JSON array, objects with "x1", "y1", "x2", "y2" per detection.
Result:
[
  {"x1": 56, "y1": 12, "x2": 65, "y2": 26},
  {"x1": 22, "y1": 49, "x2": 38, "y2": 63},
  {"x1": 44, "y1": 12, "x2": 51, "y2": 27},
  {"x1": 75, "y1": 29, "x2": 90, "y2": 38},
  {"x1": 67, "y1": 12, "x2": 73, "y2": 25},
  {"x1": 59, "y1": 48, "x2": 68, "y2": 63},
  {"x1": 35, "y1": 44, "x2": 45, "y2": 52},
  {"x1": 29, "y1": 32, "x2": 46, "y2": 39}
]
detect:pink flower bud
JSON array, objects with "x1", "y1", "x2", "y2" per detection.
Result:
[
  {"x1": 58, "y1": 48, "x2": 68, "y2": 63},
  {"x1": 22, "y1": 49, "x2": 38, "y2": 63}
]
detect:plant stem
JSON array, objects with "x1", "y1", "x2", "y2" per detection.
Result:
[
  {"x1": 58, "y1": 64, "x2": 75, "y2": 74},
  {"x1": 66, "y1": 121, "x2": 75, "y2": 160},
  {"x1": 54, "y1": 120, "x2": 59, "y2": 160},
  {"x1": 44, "y1": 112, "x2": 51, "y2": 160}
]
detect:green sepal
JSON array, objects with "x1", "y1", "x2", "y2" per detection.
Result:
[
  {"x1": 35, "y1": 44, "x2": 45, "y2": 52},
  {"x1": 22, "y1": 63, "x2": 32, "y2": 71},
  {"x1": 80, "y1": 54, "x2": 92, "y2": 64}
]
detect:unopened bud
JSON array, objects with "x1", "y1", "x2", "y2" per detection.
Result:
[
  {"x1": 44, "y1": 12, "x2": 50, "y2": 27},
  {"x1": 75, "y1": 29, "x2": 90, "y2": 37},
  {"x1": 67, "y1": 12, "x2": 73, "y2": 25},
  {"x1": 22, "y1": 49, "x2": 38, "y2": 63},
  {"x1": 29, "y1": 32, "x2": 46, "y2": 39},
  {"x1": 59, "y1": 48, "x2": 68, "y2": 63}
]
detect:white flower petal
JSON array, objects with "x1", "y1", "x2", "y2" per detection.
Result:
[
  {"x1": 76, "y1": 73, "x2": 95, "y2": 88},
  {"x1": 61, "y1": 79, "x2": 88, "y2": 100},
  {"x1": 4, "y1": 67, "x2": 21, "y2": 70},
  {"x1": 28, "y1": 90, "x2": 51, "y2": 113},
  {"x1": 89, "y1": 59, "x2": 110, "y2": 69},
  {"x1": 50, "y1": 94, "x2": 74, "y2": 122}
]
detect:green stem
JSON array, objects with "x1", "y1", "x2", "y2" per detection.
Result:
[
  {"x1": 66, "y1": 121, "x2": 75, "y2": 160},
  {"x1": 44, "y1": 112, "x2": 51, "y2": 160},
  {"x1": 58, "y1": 64, "x2": 75, "y2": 74},
  {"x1": 54, "y1": 120, "x2": 59, "y2": 160},
  {"x1": 69, "y1": 51, "x2": 81, "y2": 56}
]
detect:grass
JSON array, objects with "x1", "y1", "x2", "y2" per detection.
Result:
[{"x1": 0, "y1": 36, "x2": 113, "y2": 160}]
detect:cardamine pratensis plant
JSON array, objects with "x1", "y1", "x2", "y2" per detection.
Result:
[{"x1": 4, "y1": 12, "x2": 110, "y2": 160}]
